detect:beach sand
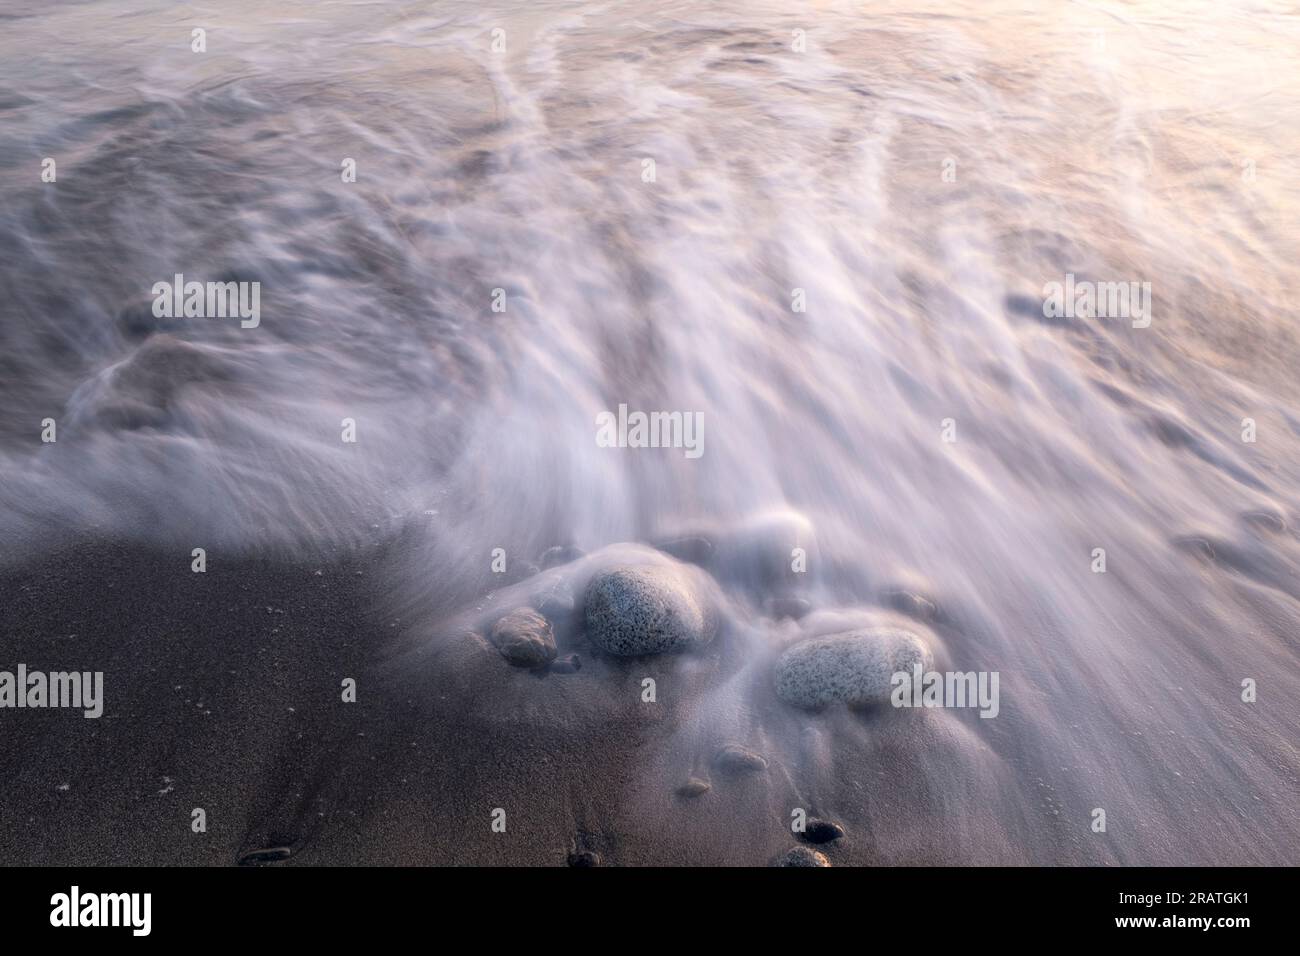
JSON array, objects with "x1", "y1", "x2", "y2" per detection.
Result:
[{"x1": 2, "y1": 534, "x2": 1293, "y2": 867}]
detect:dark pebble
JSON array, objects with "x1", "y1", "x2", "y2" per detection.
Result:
[
  {"x1": 566, "y1": 850, "x2": 602, "y2": 867},
  {"x1": 800, "y1": 818, "x2": 845, "y2": 844},
  {"x1": 238, "y1": 846, "x2": 293, "y2": 866}
]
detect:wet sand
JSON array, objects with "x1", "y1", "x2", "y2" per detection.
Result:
[{"x1": 2, "y1": 536, "x2": 1294, "y2": 867}]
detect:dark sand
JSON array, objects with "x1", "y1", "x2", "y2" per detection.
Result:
[
  {"x1": 2, "y1": 537, "x2": 1292, "y2": 867},
  {"x1": 0, "y1": 540, "x2": 970, "y2": 866},
  {"x1": 0, "y1": 540, "x2": 823, "y2": 866}
]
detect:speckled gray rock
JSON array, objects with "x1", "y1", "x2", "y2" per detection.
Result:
[
  {"x1": 489, "y1": 608, "x2": 557, "y2": 669},
  {"x1": 774, "y1": 627, "x2": 931, "y2": 709},
  {"x1": 774, "y1": 846, "x2": 831, "y2": 867},
  {"x1": 584, "y1": 564, "x2": 717, "y2": 656}
]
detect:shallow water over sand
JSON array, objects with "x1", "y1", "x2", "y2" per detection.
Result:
[{"x1": 1, "y1": 1, "x2": 1298, "y2": 863}]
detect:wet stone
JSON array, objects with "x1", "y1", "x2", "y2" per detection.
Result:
[
  {"x1": 715, "y1": 744, "x2": 767, "y2": 775},
  {"x1": 238, "y1": 846, "x2": 293, "y2": 866},
  {"x1": 775, "y1": 627, "x2": 932, "y2": 710},
  {"x1": 489, "y1": 608, "x2": 557, "y2": 669},
  {"x1": 774, "y1": 846, "x2": 830, "y2": 867},
  {"x1": 881, "y1": 589, "x2": 940, "y2": 622},
  {"x1": 584, "y1": 564, "x2": 717, "y2": 656},
  {"x1": 800, "y1": 818, "x2": 845, "y2": 844},
  {"x1": 676, "y1": 777, "x2": 711, "y2": 798}
]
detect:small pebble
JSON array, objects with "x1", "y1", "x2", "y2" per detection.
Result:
[
  {"x1": 715, "y1": 744, "x2": 767, "y2": 775},
  {"x1": 774, "y1": 846, "x2": 830, "y2": 867},
  {"x1": 489, "y1": 608, "x2": 557, "y2": 669},
  {"x1": 677, "y1": 777, "x2": 711, "y2": 797},
  {"x1": 800, "y1": 818, "x2": 845, "y2": 844},
  {"x1": 238, "y1": 846, "x2": 293, "y2": 866},
  {"x1": 880, "y1": 589, "x2": 940, "y2": 622}
]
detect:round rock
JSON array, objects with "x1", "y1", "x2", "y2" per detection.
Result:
[
  {"x1": 488, "y1": 608, "x2": 557, "y2": 669},
  {"x1": 774, "y1": 627, "x2": 931, "y2": 709},
  {"x1": 584, "y1": 564, "x2": 717, "y2": 656}
]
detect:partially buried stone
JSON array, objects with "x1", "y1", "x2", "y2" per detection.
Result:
[
  {"x1": 237, "y1": 846, "x2": 293, "y2": 866},
  {"x1": 774, "y1": 846, "x2": 830, "y2": 867},
  {"x1": 488, "y1": 608, "x2": 557, "y2": 669},
  {"x1": 584, "y1": 564, "x2": 717, "y2": 656},
  {"x1": 677, "y1": 777, "x2": 711, "y2": 797},
  {"x1": 714, "y1": 744, "x2": 767, "y2": 775},
  {"x1": 566, "y1": 849, "x2": 601, "y2": 867},
  {"x1": 881, "y1": 589, "x2": 940, "y2": 622},
  {"x1": 800, "y1": 818, "x2": 845, "y2": 844},
  {"x1": 774, "y1": 627, "x2": 931, "y2": 709}
]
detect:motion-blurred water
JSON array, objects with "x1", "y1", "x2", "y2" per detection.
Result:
[{"x1": 1, "y1": 0, "x2": 1298, "y2": 862}]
